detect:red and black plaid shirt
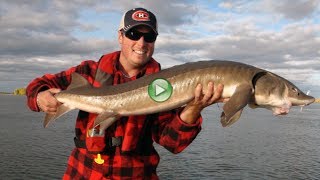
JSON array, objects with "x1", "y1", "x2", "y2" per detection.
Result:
[{"x1": 26, "y1": 51, "x2": 202, "y2": 179}]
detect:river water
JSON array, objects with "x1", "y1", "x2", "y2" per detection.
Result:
[{"x1": 0, "y1": 95, "x2": 319, "y2": 179}]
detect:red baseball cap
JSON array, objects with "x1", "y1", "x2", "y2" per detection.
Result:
[{"x1": 119, "y1": 8, "x2": 158, "y2": 35}]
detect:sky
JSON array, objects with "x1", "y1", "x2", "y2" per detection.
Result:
[{"x1": 0, "y1": 0, "x2": 319, "y2": 97}]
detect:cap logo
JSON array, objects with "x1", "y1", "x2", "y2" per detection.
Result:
[{"x1": 132, "y1": 10, "x2": 150, "y2": 21}]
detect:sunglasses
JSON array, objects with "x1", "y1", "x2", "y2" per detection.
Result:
[{"x1": 124, "y1": 29, "x2": 157, "y2": 43}]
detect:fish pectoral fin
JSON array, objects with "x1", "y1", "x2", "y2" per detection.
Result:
[
  {"x1": 93, "y1": 111, "x2": 119, "y2": 129},
  {"x1": 221, "y1": 84, "x2": 253, "y2": 127},
  {"x1": 221, "y1": 109, "x2": 244, "y2": 127},
  {"x1": 43, "y1": 104, "x2": 75, "y2": 128}
]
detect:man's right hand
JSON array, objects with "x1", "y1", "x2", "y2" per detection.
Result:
[{"x1": 37, "y1": 88, "x2": 61, "y2": 114}]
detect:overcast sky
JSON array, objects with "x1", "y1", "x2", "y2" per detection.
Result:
[{"x1": 0, "y1": 0, "x2": 319, "y2": 97}]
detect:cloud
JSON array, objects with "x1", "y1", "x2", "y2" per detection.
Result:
[
  {"x1": 0, "y1": 30, "x2": 116, "y2": 56},
  {"x1": 0, "y1": 0, "x2": 319, "y2": 96},
  {"x1": 263, "y1": 0, "x2": 320, "y2": 20},
  {"x1": 218, "y1": 0, "x2": 320, "y2": 20},
  {"x1": 0, "y1": 0, "x2": 198, "y2": 57},
  {"x1": 154, "y1": 3, "x2": 320, "y2": 96},
  {"x1": 88, "y1": 0, "x2": 198, "y2": 27},
  {"x1": 157, "y1": 19, "x2": 320, "y2": 66}
]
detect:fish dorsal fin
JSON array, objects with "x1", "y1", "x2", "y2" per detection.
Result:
[
  {"x1": 95, "y1": 69, "x2": 113, "y2": 87},
  {"x1": 68, "y1": 73, "x2": 91, "y2": 90},
  {"x1": 221, "y1": 84, "x2": 253, "y2": 127}
]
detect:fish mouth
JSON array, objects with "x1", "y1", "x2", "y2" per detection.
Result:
[
  {"x1": 272, "y1": 102, "x2": 292, "y2": 115},
  {"x1": 273, "y1": 97, "x2": 315, "y2": 115},
  {"x1": 272, "y1": 107, "x2": 290, "y2": 115}
]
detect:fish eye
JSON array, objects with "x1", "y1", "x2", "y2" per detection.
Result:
[{"x1": 291, "y1": 87, "x2": 300, "y2": 96}]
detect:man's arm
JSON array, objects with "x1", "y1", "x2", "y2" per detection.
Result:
[
  {"x1": 26, "y1": 60, "x2": 98, "y2": 112},
  {"x1": 152, "y1": 82, "x2": 226, "y2": 154}
]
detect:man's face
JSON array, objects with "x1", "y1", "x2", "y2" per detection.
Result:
[{"x1": 118, "y1": 26, "x2": 156, "y2": 68}]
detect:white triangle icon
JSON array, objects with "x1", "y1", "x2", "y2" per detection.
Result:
[{"x1": 155, "y1": 84, "x2": 166, "y2": 96}]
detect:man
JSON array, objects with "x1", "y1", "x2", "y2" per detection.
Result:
[{"x1": 26, "y1": 7, "x2": 224, "y2": 179}]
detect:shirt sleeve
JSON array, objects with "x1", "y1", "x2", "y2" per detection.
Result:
[
  {"x1": 26, "y1": 60, "x2": 98, "y2": 111},
  {"x1": 152, "y1": 108, "x2": 202, "y2": 154}
]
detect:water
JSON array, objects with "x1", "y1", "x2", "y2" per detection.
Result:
[{"x1": 0, "y1": 95, "x2": 319, "y2": 179}]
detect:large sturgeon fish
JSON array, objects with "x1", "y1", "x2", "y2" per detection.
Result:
[{"x1": 44, "y1": 60, "x2": 315, "y2": 130}]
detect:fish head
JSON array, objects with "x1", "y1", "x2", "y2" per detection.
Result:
[
  {"x1": 283, "y1": 78, "x2": 315, "y2": 106},
  {"x1": 252, "y1": 72, "x2": 314, "y2": 115},
  {"x1": 253, "y1": 72, "x2": 287, "y2": 106}
]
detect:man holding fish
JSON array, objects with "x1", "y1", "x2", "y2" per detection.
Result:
[{"x1": 26, "y1": 8, "x2": 225, "y2": 179}]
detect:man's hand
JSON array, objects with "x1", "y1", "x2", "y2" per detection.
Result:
[
  {"x1": 37, "y1": 88, "x2": 61, "y2": 114},
  {"x1": 180, "y1": 82, "x2": 227, "y2": 124}
]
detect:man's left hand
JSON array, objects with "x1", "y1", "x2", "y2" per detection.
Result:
[{"x1": 180, "y1": 82, "x2": 227, "y2": 124}]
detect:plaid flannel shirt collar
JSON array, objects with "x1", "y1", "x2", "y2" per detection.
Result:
[{"x1": 111, "y1": 56, "x2": 160, "y2": 79}]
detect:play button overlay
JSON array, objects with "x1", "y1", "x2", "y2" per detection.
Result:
[
  {"x1": 155, "y1": 84, "x2": 166, "y2": 96},
  {"x1": 148, "y1": 78, "x2": 173, "y2": 102}
]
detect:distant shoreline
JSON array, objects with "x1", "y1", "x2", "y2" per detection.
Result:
[{"x1": 0, "y1": 92, "x2": 13, "y2": 95}]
